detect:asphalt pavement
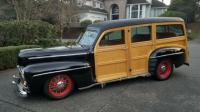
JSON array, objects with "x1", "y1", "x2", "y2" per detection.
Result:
[{"x1": 0, "y1": 40, "x2": 200, "y2": 112}]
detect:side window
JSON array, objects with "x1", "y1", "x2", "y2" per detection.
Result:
[
  {"x1": 131, "y1": 26, "x2": 151, "y2": 42},
  {"x1": 156, "y1": 24, "x2": 184, "y2": 39},
  {"x1": 99, "y1": 30, "x2": 125, "y2": 46}
]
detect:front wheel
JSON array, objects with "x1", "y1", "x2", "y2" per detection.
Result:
[
  {"x1": 155, "y1": 59, "x2": 173, "y2": 81},
  {"x1": 44, "y1": 74, "x2": 74, "y2": 100}
]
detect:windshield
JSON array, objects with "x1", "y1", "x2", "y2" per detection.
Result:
[{"x1": 78, "y1": 30, "x2": 98, "y2": 47}]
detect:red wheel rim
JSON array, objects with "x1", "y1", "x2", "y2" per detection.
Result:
[
  {"x1": 48, "y1": 75, "x2": 72, "y2": 97},
  {"x1": 157, "y1": 59, "x2": 172, "y2": 79}
]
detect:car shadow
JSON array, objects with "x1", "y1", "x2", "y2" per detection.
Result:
[{"x1": 23, "y1": 73, "x2": 184, "y2": 102}]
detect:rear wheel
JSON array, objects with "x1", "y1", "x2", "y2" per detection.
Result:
[
  {"x1": 44, "y1": 74, "x2": 74, "y2": 100},
  {"x1": 155, "y1": 59, "x2": 173, "y2": 81}
]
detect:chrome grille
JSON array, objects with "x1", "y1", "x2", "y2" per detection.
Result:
[{"x1": 17, "y1": 65, "x2": 25, "y2": 82}]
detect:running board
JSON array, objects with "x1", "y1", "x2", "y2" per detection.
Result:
[{"x1": 78, "y1": 73, "x2": 151, "y2": 90}]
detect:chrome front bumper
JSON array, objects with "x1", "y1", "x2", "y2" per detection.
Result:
[{"x1": 12, "y1": 75, "x2": 29, "y2": 98}]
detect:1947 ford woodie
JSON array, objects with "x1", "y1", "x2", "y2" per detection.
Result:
[{"x1": 13, "y1": 17, "x2": 189, "y2": 100}]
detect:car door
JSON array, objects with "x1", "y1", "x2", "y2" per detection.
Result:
[
  {"x1": 129, "y1": 24, "x2": 154, "y2": 76},
  {"x1": 94, "y1": 27, "x2": 130, "y2": 83}
]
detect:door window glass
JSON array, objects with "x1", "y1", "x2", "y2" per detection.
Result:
[
  {"x1": 100, "y1": 30, "x2": 125, "y2": 46},
  {"x1": 157, "y1": 24, "x2": 184, "y2": 39},
  {"x1": 131, "y1": 26, "x2": 151, "y2": 42}
]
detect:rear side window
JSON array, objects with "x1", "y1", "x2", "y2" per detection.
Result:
[
  {"x1": 131, "y1": 26, "x2": 152, "y2": 42},
  {"x1": 99, "y1": 30, "x2": 125, "y2": 46},
  {"x1": 156, "y1": 24, "x2": 184, "y2": 39}
]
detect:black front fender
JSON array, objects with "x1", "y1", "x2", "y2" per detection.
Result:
[
  {"x1": 23, "y1": 61, "x2": 94, "y2": 93},
  {"x1": 24, "y1": 61, "x2": 90, "y2": 77}
]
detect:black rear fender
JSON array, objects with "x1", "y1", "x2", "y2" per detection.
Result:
[{"x1": 149, "y1": 47, "x2": 186, "y2": 72}]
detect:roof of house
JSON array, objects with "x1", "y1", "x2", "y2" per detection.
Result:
[
  {"x1": 127, "y1": 0, "x2": 167, "y2": 7},
  {"x1": 78, "y1": 6, "x2": 107, "y2": 13},
  {"x1": 88, "y1": 17, "x2": 184, "y2": 32},
  {"x1": 127, "y1": 0, "x2": 148, "y2": 4},
  {"x1": 152, "y1": 0, "x2": 167, "y2": 7}
]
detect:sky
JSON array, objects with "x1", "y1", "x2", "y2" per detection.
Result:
[{"x1": 158, "y1": 0, "x2": 171, "y2": 5}]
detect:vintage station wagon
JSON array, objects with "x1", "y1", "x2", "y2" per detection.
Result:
[{"x1": 13, "y1": 17, "x2": 189, "y2": 100}]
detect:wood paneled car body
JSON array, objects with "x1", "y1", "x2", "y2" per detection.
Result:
[{"x1": 13, "y1": 17, "x2": 189, "y2": 99}]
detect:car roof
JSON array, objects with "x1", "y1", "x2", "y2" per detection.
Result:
[{"x1": 87, "y1": 17, "x2": 184, "y2": 32}]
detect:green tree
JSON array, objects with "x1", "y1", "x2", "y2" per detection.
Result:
[
  {"x1": 5, "y1": 0, "x2": 79, "y2": 40},
  {"x1": 167, "y1": 0, "x2": 199, "y2": 22},
  {"x1": 197, "y1": 0, "x2": 200, "y2": 19},
  {"x1": 6, "y1": 0, "x2": 36, "y2": 20},
  {"x1": 161, "y1": 10, "x2": 187, "y2": 19},
  {"x1": 0, "y1": 0, "x2": 15, "y2": 20}
]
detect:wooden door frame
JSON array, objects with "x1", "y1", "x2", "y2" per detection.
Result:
[
  {"x1": 128, "y1": 23, "x2": 154, "y2": 75},
  {"x1": 94, "y1": 27, "x2": 131, "y2": 83}
]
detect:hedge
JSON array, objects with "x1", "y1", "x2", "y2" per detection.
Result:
[
  {"x1": 80, "y1": 20, "x2": 92, "y2": 27},
  {"x1": 0, "y1": 45, "x2": 40, "y2": 70},
  {"x1": 0, "y1": 20, "x2": 57, "y2": 47},
  {"x1": 93, "y1": 20, "x2": 103, "y2": 23}
]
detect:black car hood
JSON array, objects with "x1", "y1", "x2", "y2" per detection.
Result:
[
  {"x1": 19, "y1": 45, "x2": 89, "y2": 58},
  {"x1": 18, "y1": 45, "x2": 90, "y2": 66}
]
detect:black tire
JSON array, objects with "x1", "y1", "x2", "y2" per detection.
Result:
[
  {"x1": 150, "y1": 58, "x2": 173, "y2": 81},
  {"x1": 44, "y1": 74, "x2": 74, "y2": 100}
]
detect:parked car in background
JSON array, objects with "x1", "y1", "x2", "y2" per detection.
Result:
[{"x1": 13, "y1": 17, "x2": 189, "y2": 100}]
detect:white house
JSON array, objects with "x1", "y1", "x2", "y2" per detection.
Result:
[
  {"x1": 65, "y1": 0, "x2": 168, "y2": 39},
  {"x1": 75, "y1": 0, "x2": 168, "y2": 22},
  {"x1": 76, "y1": 0, "x2": 108, "y2": 22},
  {"x1": 106, "y1": 0, "x2": 168, "y2": 20}
]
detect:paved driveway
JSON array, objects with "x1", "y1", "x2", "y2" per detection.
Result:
[{"x1": 0, "y1": 41, "x2": 200, "y2": 112}]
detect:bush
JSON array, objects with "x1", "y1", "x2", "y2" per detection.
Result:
[
  {"x1": 63, "y1": 40, "x2": 76, "y2": 46},
  {"x1": 0, "y1": 45, "x2": 39, "y2": 70},
  {"x1": 80, "y1": 20, "x2": 92, "y2": 27},
  {"x1": 161, "y1": 11, "x2": 187, "y2": 20},
  {"x1": 93, "y1": 20, "x2": 103, "y2": 24},
  {"x1": 37, "y1": 38, "x2": 62, "y2": 47},
  {"x1": 0, "y1": 20, "x2": 57, "y2": 47}
]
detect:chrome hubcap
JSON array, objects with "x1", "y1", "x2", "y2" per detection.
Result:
[
  {"x1": 57, "y1": 81, "x2": 65, "y2": 89},
  {"x1": 161, "y1": 65, "x2": 167, "y2": 72}
]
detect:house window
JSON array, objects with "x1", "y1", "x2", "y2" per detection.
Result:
[
  {"x1": 100, "y1": 2, "x2": 104, "y2": 9},
  {"x1": 139, "y1": 5, "x2": 143, "y2": 18},
  {"x1": 127, "y1": 6, "x2": 130, "y2": 18},
  {"x1": 111, "y1": 4, "x2": 119, "y2": 20},
  {"x1": 93, "y1": 1, "x2": 97, "y2": 8},
  {"x1": 131, "y1": 5, "x2": 138, "y2": 18},
  {"x1": 77, "y1": 0, "x2": 82, "y2": 6},
  {"x1": 96, "y1": 1, "x2": 101, "y2": 8},
  {"x1": 70, "y1": 15, "x2": 80, "y2": 23},
  {"x1": 130, "y1": 4, "x2": 144, "y2": 18}
]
